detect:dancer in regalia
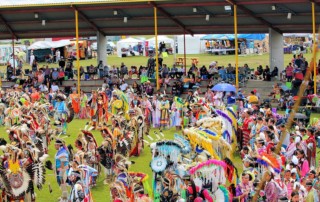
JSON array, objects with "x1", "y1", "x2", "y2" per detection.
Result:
[
  {"x1": 79, "y1": 90, "x2": 88, "y2": 119},
  {"x1": 159, "y1": 95, "x2": 170, "y2": 129},
  {"x1": 54, "y1": 94, "x2": 69, "y2": 134},
  {"x1": 69, "y1": 89, "x2": 80, "y2": 118},
  {"x1": 54, "y1": 139, "x2": 70, "y2": 201}
]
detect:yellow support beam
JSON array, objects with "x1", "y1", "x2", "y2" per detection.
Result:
[
  {"x1": 234, "y1": 5, "x2": 239, "y2": 89},
  {"x1": 312, "y1": 2, "x2": 317, "y2": 94},
  {"x1": 75, "y1": 10, "x2": 80, "y2": 95},
  {"x1": 154, "y1": 7, "x2": 159, "y2": 90}
]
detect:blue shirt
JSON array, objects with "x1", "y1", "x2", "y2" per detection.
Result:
[{"x1": 55, "y1": 146, "x2": 69, "y2": 169}]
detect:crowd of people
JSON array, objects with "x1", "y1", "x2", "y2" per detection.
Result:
[{"x1": 1, "y1": 51, "x2": 320, "y2": 202}]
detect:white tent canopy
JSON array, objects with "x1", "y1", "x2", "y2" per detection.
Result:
[
  {"x1": 28, "y1": 40, "x2": 71, "y2": 50},
  {"x1": 116, "y1": 37, "x2": 143, "y2": 57},
  {"x1": 177, "y1": 35, "x2": 203, "y2": 54},
  {"x1": 146, "y1": 35, "x2": 174, "y2": 49}
]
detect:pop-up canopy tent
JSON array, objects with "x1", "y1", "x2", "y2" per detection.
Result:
[
  {"x1": 201, "y1": 34, "x2": 266, "y2": 41},
  {"x1": 116, "y1": 37, "x2": 143, "y2": 57},
  {"x1": 146, "y1": 35, "x2": 174, "y2": 49},
  {"x1": 28, "y1": 40, "x2": 72, "y2": 50}
]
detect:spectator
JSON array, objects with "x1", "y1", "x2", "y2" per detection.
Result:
[
  {"x1": 31, "y1": 60, "x2": 38, "y2": 73},
  {"x1": 88, "y1": 64, "x2": 96, "y2": 79},
  {"x1": 104, "y1": 65, "x2": 109, "y2": 78},
  {"x1": 286, "y1": 64, "x2": 294, "y2": 82},
  {"x1": 97, "y1": 60, "x2": 104, "y2": 78},
  {"x1": 71, "y1": 83, "x2": 77, "y2": 92},
  {"x1": 247, "y1": 91, "x2": 259, "y2": 104},
  {"x1": 218, "y1": 66, "x2": 227, "y2": 81},
  {"x1": 65, "y1": 64, "x2": 73, "y2": 80},
  {"x1": 170, "y1": 64, "x2": 178, "y2": 78},
  {"x1": 37, "y1": 70, "x2": 45, "y2": 84},
  {"x1": 58, "y1": 57, "x2": 65, "y2": 69},
  {"x1": 163, "y1": 75, "x2": 170, "y2": 90},
  {"x1": 51, "y1": 68, "x2": 59, "y2": 83},
  {"x1": 79, "y1": 66, "x2": 85, "y2": 78},
  {"x1": 58, "y1": 68, "x2": 65, "y2": 85},
  {"x1": 200, "y1": 65, "x2": 208, "y2": 79},
  {"x1": 51, "y1": 82, "x2": 59, "y2": 92},
  {"x1": 39, "y1": 83, "x2": 48, "y2": 92},
  {"x1": 44, "y1": 66, "x2": 51, "y2": 80},
  {"x1": 263, "y1": 65, "x2": 271, "y2": 81},
  {"x1": 255, "y1": 65, "x2": 263, "y2": 76},
  {"x1": 120, "y1": 80, "x2": 128, "y2": 91},
  {"x1": 145, "y1": 81, "x2": 154, "y2": 96},
  {"x1": 30, "y1": 87, "x2": 40, "y2": 103},
  {"x1": 120, "y1": 62, "x2": 128, "y2": 76},
  {"x1": 270, "y1": 66, "x2": 278, "y2": 78},
  {"x1": 188, "y1": 64, "x2": 197, "y2": 79},
  {"x1": 161, "y1": 64, "x2": 169, "y2": 78}
]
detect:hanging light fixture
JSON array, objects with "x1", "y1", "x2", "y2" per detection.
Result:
[
  {"x1": 287, "y1": 12, "x2": 292, "y2": 20},
  {"x1": 224, "y1": 5, "x2": 232, "y2": 11},
  {"x1": 42, "y1": 20, "x2": 46, "y2": 26},
  {"x1": 271, "y1": 5, "x2": 276, "y2": 11},
  {"x1": 193, "y1": 7, "x2": 197, "y2": 13},
  {"x1": 113, "y1": 10, "x2": 118, "y2": 15},
  {"x1": 205, "y1": 14, "x2": 210, "y2": 21},
  {"x1": 34, "y1": 13, "x2": 39, "y2": 18},
  {"x1": 124, "y1": 17, "x2": 128, "y2": 23}
]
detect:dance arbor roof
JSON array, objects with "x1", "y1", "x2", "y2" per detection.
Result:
[{"x1": 0, "y1": 0, "x2": 320, "y2": 40}]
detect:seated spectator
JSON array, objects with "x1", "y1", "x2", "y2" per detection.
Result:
[
  {"x1": 263, "y1": 65, "x2": 271, "y2": 81},
  {"x1": 255, "y1": 65, "x2": 263, "y2": 76},
  {"x1": 129, "y1": 66, "x2": 137, "y2": 77},
  {"x1": 200, "y1": 65, "x2": 208, "y2": 79},
  {"x1": 208, "y1": 65, "x2": 218, "y2": 80},
  {"x1": 171, "y1": 82, "x2": 178, "y2": 95},
  {"x1": 58, "y1": 68, "x2": 65, "y2": 85},
  {"x1": 169, "y1": 64, "x2": 178, "y2": 78},
  {"x1": 37, "y1": 70, "x2": 45, "y2": 84},
  {"x1": 51, "y1": 68, "x2": 59, "y2": 82},
  {"x1": 51, "y1": 82, "x2": 59, "y2": 92},
  {"x1": 176, "y1": 66, "x2": 184, "y2": 79},
  {"x1": 270, "y1": 66, "x2": 278, "y2": 78},
  {"x1": 65, "y1": 64, "x2": 73, "y2": 79},
  {"x1": 88, "y1": 64, "x2": 96, "y2": 79},
  {"x1": 218, "y1": 66, "x2": 227, "y2": 81},
  {"x1": 132, "y1": 81, "x2": 141, "y2": 94},
  {"x1": 145, "y1": 81, "x2": 154, "y2": 96},
  {"x1": 247, "y1": 91, "x2": 259, "y2": 104},
  {"x1": 188, "y1": 64, "x2": 197, "y2": 79},
  {"x1": 162, "y1": 64, "x2": 169, "y2": 78},
  {"x1": 120, "y1": 62, "x2": 128, "y2": 76},
  {"x1": 226, "y1": 63, "x2": 235, "y2": 81},
  {"x1": 163, "y1": 75, "x2": 170, "y2": 89},
  {"x1": 79, "y1": 66, "x2": 85, "y2": 78},
  {"x1": 39, "y1": 83, "x2": 48, "y2": 92},
  {"x1": 238, "y1": 66, "x2": 245, "y2": 82},
  {"x1": 44, "y1": 66, "x2": 51, "y2": 80},
  {"x1": 120, "y1": 80, "x2": 128, "y2": 91}
]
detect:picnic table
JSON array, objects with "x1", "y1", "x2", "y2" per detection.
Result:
[{"x1": 175, "y1": 57, "x2": 199, "y2": 66}]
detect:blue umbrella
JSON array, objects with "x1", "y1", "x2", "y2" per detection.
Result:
[{"x1": 211, "y1": 83, "x2": 236, "y2": 92}]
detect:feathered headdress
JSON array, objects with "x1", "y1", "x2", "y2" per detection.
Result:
[{"x1": 256, "y1": 153, "x2": 281, "y2": 174}]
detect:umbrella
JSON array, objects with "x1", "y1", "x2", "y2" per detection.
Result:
[
  {"x1": 294, "y1": 113, "x2": 307, "y2": 120},
  {"x1": 211, "y1": 83, "x2": 236, "y2": 92},
  {"x1": 280, "y1": 84, "x2": 290, "y2": 92}
]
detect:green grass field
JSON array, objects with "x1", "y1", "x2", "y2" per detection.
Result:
[{"x1": 1, "y1": 52, "x2": 315, "y2": 72}]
